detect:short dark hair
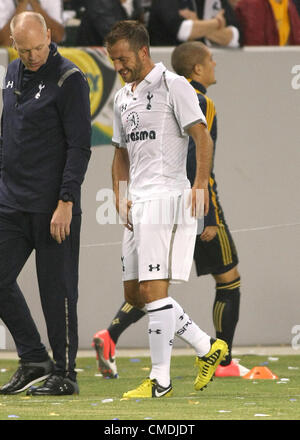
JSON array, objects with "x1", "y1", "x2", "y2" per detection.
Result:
[
  {"x1": 105, "y1": 20, "x2": 150, "y2": 52},
  {"x1": 171, "y1": 41, "x2": 209, "y2": 78}
]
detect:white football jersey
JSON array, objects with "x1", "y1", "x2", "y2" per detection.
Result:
[{"x1": 112, "y1": 63, "x2": 207, "y2": 201}]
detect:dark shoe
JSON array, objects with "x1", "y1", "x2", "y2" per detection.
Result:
[
  {"x1": 26, "y1": 374, "x2": 79, "y2": 396},
  {"x1": 0, "y1": 359, "x2": 54, "y2": 395}
]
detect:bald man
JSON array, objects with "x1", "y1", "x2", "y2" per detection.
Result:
[{"x1": 0, "y1": 12, "x2": 91, "y2": 396}]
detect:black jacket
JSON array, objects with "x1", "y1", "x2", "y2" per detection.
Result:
[
  {"x1": 148, "y1": 0, "x2": 241, "y2": 46},
  {"x1": 0, "y1": 44, "x2": 91, "y2": 214},
  {"x1": 76, "y1": 0, "x2": 144, "y2": 46}
]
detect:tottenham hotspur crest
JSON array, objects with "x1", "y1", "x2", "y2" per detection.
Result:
[
  {"x1": 35, "y1": 82, "x2": 45, "y2": 99},
  {"x1": 146, "y1": 91, "x2": 153, "y2": 110}
]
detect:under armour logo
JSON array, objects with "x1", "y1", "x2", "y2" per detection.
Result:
[
  {"x1": 6, "y1": 80, "x2": 14, "y2": 89},
  {"x1": 35, "y1": 82, "x2": 45, "y2": 99},
  {"x1": 149, "y1": 264, "x2": 160, "y2": 272},
  {"x1": 146, "y1": 92, "x2": 153, "y2": 110},
  {"x1": 148, "y1": 329, "x2": 161, "y2": 334},
  {"x1": 121, "y1": 103, "x2": 127, "y2": 113}
]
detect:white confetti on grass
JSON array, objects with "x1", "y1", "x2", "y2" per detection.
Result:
[
  {"x1": 277, "y1": 378, "x2": 290, "y2": 384},
  {"x1": 102, "y1": 398, "x2": 114, "y2": 403}
]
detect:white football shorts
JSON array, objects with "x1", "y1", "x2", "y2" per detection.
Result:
[{"x1": 121, "y1": 194, "x2": 197, "y2": 283}]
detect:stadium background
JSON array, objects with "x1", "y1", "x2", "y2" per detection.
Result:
[{"x1": 0, "y1": 46, "x2": 299, "y2": 351}]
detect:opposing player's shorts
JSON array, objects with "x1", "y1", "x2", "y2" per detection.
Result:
[
  {"x1": 121, "y1": 195, "x2": 197, "y2": 282},
  {"x1": 193, "y1": 221, "x2": 239, "y2": 276}
]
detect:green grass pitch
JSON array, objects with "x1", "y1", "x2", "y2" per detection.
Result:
[{"x1": 0, "y1": 354, "x2": 299, "y2": 420}]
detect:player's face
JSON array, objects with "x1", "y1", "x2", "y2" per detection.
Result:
[
  {"x1": 12, "y1": 25, "x2": 51, "y2": 72},
  {"x1": 201, "y1": 51, "x2": 217, "y2": 87},
  {"x1": 108, "y1": 39, "x2": 145, "y2": 84}
]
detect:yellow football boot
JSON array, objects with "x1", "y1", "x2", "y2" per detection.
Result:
[
  {"x1": 123, "y1": 378, "x2": 173, "y2": 398},
  {"x1": 194, "y1": 338, "x2": 228, "y2": 391}
]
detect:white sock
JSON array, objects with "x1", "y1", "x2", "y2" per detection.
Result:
[
  {"x1": 170, "y1": 297, "x2": 211, "y2": 357},
  {"x1": 146, "y1": 297, "x2": 175, "y2": 388}
]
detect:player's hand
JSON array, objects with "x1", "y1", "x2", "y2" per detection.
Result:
[
  {"x1": 200, "y1": 226, "x2": 218, "y2": 242},
  {"x1": 214, "y1": 9, "x2": 226, "y2": 29},
  {"x1": 191, "y1": 187, "x2": 209, "y2": 218},
  {"x1": 179, "y1": 8, "x2": 198, "y2": 20},
  {"x1": 50, "y1": 201, "x2": 73, "y2": 244},
  {"x1": 118, "y1": 198, "x2": 133, "y2": 231}
]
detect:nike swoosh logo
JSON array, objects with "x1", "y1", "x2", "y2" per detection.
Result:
[{"x1": 154, "y1": 387, "x2": 171, "y2": 397}]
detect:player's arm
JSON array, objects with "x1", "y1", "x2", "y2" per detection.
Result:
[
  {"x1": 187, "y1": 123, "x2": 213, "y2": 217},
  {"x1": 187, "y1": 9, "x2": 226, "y2": 41},
  {"x1": 0, "y1": 0, "x2": 30, "y2": 46},
  {"x1": 200, "y1": 173, "x2": 219, "y2": 241},
  {"x1": 205, "y1": 26, "x2": 236, "y2": 46},
  {"x1": 29, "y1": 0, "x2": 65, "y2": 43},
  {"x1": 112, "y1": 147, "x2": 132, "y2": 231},
  {"x1": 51, "y1": 71, "x2": 91, "y2": 244}
]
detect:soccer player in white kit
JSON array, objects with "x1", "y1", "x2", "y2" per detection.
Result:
[{"x1": 106, "y1": 20, "x2": 228, "y2": 398}]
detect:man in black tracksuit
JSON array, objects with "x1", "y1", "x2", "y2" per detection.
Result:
[{"x1": 0, "y1": 11, "x2": 91, "y2": 395}]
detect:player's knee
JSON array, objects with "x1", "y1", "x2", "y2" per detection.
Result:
[
  {"x1": 124, "y1": 292, "x2": 144, "y2": 309},
  {"x1": 139, "y1": 281, "x2": 151, "y2": 303},
  {"x1": 214, "y1": 266, "x2": 240, "y2": 284},
  {"x1": 124, "y1": 280, "x2": 144, "y2": 309},
  {"x1": 139, "y1": 280, "x2": 168, "y2": 304}
]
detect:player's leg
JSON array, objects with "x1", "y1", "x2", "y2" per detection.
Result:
[
  {"x1": 107, "y1": 301, "x2": 146, "y2": 344},
  {"x1": 0, "y1": 208, "x2": 52, "y2": 395},
  {"x1": 213, "y1": 265, "x2": 241, "y2": 366},
  {"x1": 93, "y1": 280, "x2": 144, "y2": 378},
  {"x1": 123, "y1": 198, "x2": 178, "y2": 398},
  {"x1": 141, "y1": 279, "x2": 175, "y2": 387},
  {"x1": 170, "y1": 200, "x2": 228, "y2": 391},
  {"x1": 193, "y1": 219, "x2": 247, "y2": 376},
  {"x1": 93, "y1": 225, "x2": 144, "y2": 378},
  {"x1": 123, "y1": 278, "x2": 175, "y2": 398},
  {"x1": 170, "y1": 298, "x2": 211, "y2": 356},
  {"x1": 212, "y1": 265, "x2": 249, "y2": 376},
  {"x1": 27, "y1": 214, "x2": 81, "y2": 395},
  {"x1": 92, "y1": 299, "x2": 146, "y2": 377}
]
